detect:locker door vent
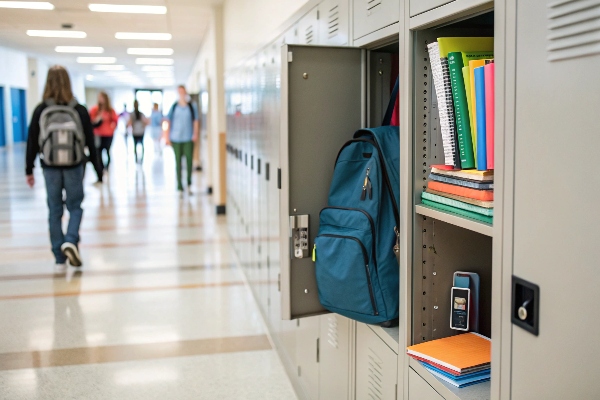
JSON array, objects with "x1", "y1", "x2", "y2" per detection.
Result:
[
  {"x1": 367, "y1": 0, "x2": 382, "y2": 13},
  {"x1": 305, "y1": 25, "x2": 314, "y2": 44},
  {"x1": 328, "y1": 5, "x2": 340, "y2": 39},
  {"x1": 547, "y1": 0, "x2": 600, "y2": 61},
  {"x1": 327, "y1": 315, "x2": 339, "y2": 348},
  {"x1": 367, "y1": 347, "x2": 384, "y2": 400}
]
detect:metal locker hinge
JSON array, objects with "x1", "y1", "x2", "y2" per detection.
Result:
[{"x1": 316, "y1": 338, "x2": 320, "y2": 363}]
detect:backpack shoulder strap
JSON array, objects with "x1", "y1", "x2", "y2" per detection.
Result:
[
  {"x1": 381, "y1": 77, "x2": 399, "y2": 127},
  {"x1": 68, "y1": 98, "x2": 78, "y2": 108},
  {"x1": 188, "y1": 102, "x2": 195, "y2": 123},
  {"x1": 45, "y1": 99, "x2": 56, "y2": 106}
]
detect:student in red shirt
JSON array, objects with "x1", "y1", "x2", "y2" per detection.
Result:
[{"x1": 89, "y1": 91, "x2": 118, "y2": 171}]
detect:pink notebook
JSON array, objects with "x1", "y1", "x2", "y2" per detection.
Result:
[{"x1": 484, "y1": 63, "x2": 495, "y2": 169}]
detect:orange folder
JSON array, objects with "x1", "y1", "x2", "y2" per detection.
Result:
[
  {"x1": 428, "y1": 181, "x2": 493, "y2": 201},
  {"x1": 406, "y1": 333, "x2": 491, "y2": 374}
]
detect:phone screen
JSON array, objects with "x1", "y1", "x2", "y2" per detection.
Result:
[{"x1": 451, "y1": 287, "x2": 470, "y2": 330}]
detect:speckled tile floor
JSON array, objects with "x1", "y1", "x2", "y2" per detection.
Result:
[{"x1": 0, "y1": 137, "x2": 296, "y2": 400}]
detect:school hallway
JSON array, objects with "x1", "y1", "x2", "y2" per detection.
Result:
[{"x1": 0, "y1": 137, "x2": 296, "y2": 399}]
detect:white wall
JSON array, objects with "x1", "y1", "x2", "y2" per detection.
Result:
[{"x1": 0, "y1": 46, "x2": 28, "y2": 146}]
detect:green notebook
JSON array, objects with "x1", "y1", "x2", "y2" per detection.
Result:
[
  {"x1": 422, "y1": 192, "x2": 493, "y2": 216},
  {"x1": 448, "y1": 52, "x2": 475, "y2": 169},
  {"x1": 421, "y1": 199, "x2": 493, "y2": 224}
]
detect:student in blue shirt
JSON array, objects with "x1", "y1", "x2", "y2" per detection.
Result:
[
  {"x1": 150, "y1": 103, "x2": 163, "y2": 154},
  {"x1": 166, "y1": 85, "x2": 199, "y2": 193}
]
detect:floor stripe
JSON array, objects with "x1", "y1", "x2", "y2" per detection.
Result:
[
  {"x1": 0, "y1": 280, "x2": 247, "y2": 301},
  {"x1": 0, "y1": 335, "x2": 271, "y2": 371},
  {"x1": 0, "y1": 263, "x2": 237, "y2": 281}
]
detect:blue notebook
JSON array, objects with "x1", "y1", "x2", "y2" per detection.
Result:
[
  {"x1": 429, "y1": 173, "x2": 494, "y2": 190},
  {"x1": 475, "y1": 66, "x2": 487, "y2": 171},
  {"x1": 419, "y1": 361, "x2": 491, "y2": 388}
]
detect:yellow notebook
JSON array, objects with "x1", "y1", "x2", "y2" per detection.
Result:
[
  {"x1": 462, "y1": 66, "x2": 475, "y2": 168},
  {"x1": 406, "y1": 333, "x2": 491, "y2": 373},
  {"x1": 437, "y1": 37, "x2": 494, "y2": 58}
]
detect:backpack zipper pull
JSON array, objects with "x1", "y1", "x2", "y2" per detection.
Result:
[
  {"x1": 367, "y1": 177, "x2": 373, "y2": 199},
  {"x1": 312, "y1": 244, "x2": 316, "y2": 262},
  {"x1": 360, "y1": 168, "x2": 370, "y2": 201}
]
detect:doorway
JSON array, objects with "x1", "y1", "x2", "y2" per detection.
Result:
[
  {"x1": 134, "y1": 89, "x2": 163, "y2": 117},
  {"x1": 10, "y1": 88, "x2": 27, "y2": 143},
  {"x1": 0, "y1": 87, "x2": 5, "y2": 147}
]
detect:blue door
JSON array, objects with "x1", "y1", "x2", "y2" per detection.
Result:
[
  {"x1": 0, "y1": 87, "x2": 5, "y2": 147},
  {"x1": 10, "y1": 88, "x2": 27, "y2": 143}
]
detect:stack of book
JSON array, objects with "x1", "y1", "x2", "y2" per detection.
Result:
[
  {"x1": 407, "y1": 333, "x2": 491, "y2": 388},
  {"x1": 422, "y1": 166, "x2": 493, "y2": 224}
]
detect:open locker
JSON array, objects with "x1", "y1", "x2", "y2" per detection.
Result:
[{"x1": 401, "y1": 4, "x2": 496, "y2": 399}]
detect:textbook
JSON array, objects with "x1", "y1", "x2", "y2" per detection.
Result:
[
  {"x1": 426, "y1": 189, "x2": 494, "y2": 208},
  {"x1": 448, "y1": 52, "x2": 475, "y2": 169},
  {"x1": 427, "y1": 181, "x2": 494, "y2": 201},
  {"x1": 431, "y1": 166, "x2": 494, "y2": 182},
  {"x1": 406, "y1": 333, "x2": 491, "y2": 374},
  {"x1": 419, "y1": 361, "x2": 491, "y2": 388},
  {"x1": 469, "y1": 59, "x2": 487, "y2": 168},
  {"x1": 422, "y1": 192, "x2": 494, "y2": 216},
  {"x1": 429, "y1": 173, "x2": 494, "y2": 190},
  {"x1": 475, "y1": 66, "x2": 487, "y2": 170},
  {"x1": 422, "y1": 199, "x2": 493, "y2": 224},
  {"x1": 484, "y1": 62, "x2": 495, "y2": 169}
]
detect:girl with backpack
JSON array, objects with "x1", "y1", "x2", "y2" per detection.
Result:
[
  {"x1": 127, "y1": 100, "x2": 149, "y2": 164},
  {"x1": 89, "y1": 91, "x2": 117, "y2": 171},
  {"x1": 25, "y1": 65, "x2": 102, "y2": 272}
]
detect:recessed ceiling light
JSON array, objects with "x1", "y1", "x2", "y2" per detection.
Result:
[
  {"x1": 135, "y1": 58, "x2": 173, "y2": 65},
  {"x1": 115, "y1": 32, "x2": 171, "y2": 41},
  {"x1": 146, "y1": 72, "x2": 173, "y2": 78},
  {"x1": 92, "y1": 64, "x2": 124, "y2": 71},
  {"x1": 104, "y1": 71, "x2": 134, "y2": 77},
  {"x1": 141, "y1": 65, "x2": 173, "y2": 72},
  {"x1": 0, "y1": 1, "x2": 54, "y2": 9},
  {"x1": 55, "y1": 46, "x2": 104, "y2": 54},
  {"x1": 27, "y1": 30, "x2": 86, "y2": 38},
  {"x1": 89, "y1": 4, "x2": 166, "y2": 14},
  {"x1": 127, "y1": 48, "x2": 173, "y2": 56},
  {"x1": 77, "y1": 56, "x2": 116, "y2": 64},
  {"x1": 86, "y1": 74, "x2": 94, "y2": 81}
]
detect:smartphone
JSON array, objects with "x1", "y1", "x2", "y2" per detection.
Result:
[{"x1": 450, "y1": 287, "x2": 470, "y2": 331}]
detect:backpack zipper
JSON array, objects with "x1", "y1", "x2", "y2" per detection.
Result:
[
  {"x1": 317, "y1": 234, "x2": 378, "y2": 316},
  {"x1": 360, "y1": 168, "x2": 372, "y2": 201},
  {"x1": 320, "y1": 207, "x2": 377, "y2": 268}
]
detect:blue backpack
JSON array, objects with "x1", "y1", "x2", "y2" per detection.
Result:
[{"x1": 314, "y1": 79, "x2": 400, "y2": 326}]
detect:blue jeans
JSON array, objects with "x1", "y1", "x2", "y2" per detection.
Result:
[{"x1": 43, "y1": 165, "x2": 85, "y2": 263}]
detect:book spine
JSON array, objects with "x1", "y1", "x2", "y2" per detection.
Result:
[
  {"x1": 484, "y1": 63, "x2": 495, "y2": 169},
  {"x1": 462, "y1": 66, "x2": 477, "y2": 169},
  {"x1": 448, "y1": 52, "x2": 475, "y2": 169},
  {"x1": 441, "y1": 57, "x2": 461, "y2": 169},
  {"x1": 475, "y1": 66, "x2": 487, "y2": 170},
  {"x1": 427, "y1": 42, "x2": 457, "y2": 167}
]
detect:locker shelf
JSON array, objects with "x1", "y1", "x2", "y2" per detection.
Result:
[
  {"x1": 415, "y1": 204, "x2": 493, "y2": 237},
  {"x1": 367, "y1": 324, "x2": 399, "y2": 354},
  {"x1": 409, "y1": 357, "x2": 491, "y2": 400}
]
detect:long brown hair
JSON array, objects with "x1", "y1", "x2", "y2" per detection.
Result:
[
  {"x1": 42, "y1": 65, "x2": 74, "y2": 104},
  {"x1": 98, "y1": 91, "x2": 113, "y2": 112}
]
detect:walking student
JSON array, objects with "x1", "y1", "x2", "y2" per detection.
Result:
[
  {"x1": 150, "y1": 103, "x2": 163, "y2": 154},
  {"x1": 166, "y1": 85, "x2": 199, "y2": 193},
  {"x1": 90, "y1": 91, "x2": 117, "y2": 171},
  {"x1": 128, "y1": 100, "x2": 149, "y2": 164},
  {"x1": 25, "y1": 65, "x2": 102, "y2": 272}
]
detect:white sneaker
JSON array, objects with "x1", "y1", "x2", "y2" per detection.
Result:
[
  {"x1": 54, "y1": 263, "x2": 67, "y2": 273},
  {"x1": 61, "y1": 242, "x2": 83, "y2": 267}
]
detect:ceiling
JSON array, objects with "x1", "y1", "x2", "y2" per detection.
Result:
[{"x1": 0, "y1": 0, "x2": 220, "y2": 88}]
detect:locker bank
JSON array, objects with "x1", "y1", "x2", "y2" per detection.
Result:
[
  {"x1": 225, "y1": 0, "x2": 600, "y2": 399},
  {"x1": 0, "y1": 0, "x2": 597, "y2": 399}
]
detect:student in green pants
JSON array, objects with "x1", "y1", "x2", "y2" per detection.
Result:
[{"x1": 166, "y1": 85, "x2": 199, "y2": 193}]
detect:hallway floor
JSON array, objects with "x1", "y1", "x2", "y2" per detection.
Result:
[{"x1": 0, "y1": 136, "x2": 296, "y2": 399}]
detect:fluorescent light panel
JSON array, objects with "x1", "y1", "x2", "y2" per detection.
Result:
[
  {"x1": 89, "y1": 4, "x2": 166, "y2": 14},
  {"x1": 146, "y1": 72, "x2": 173, "y2": 78},
  {"x1": 27, "y1": 30, "x2": 86, "y2": 38},
  {"x1": 115, "y1": 32, "x2": 171, "y2": 40},
  {"x1": 104, "y1": 71, "x2": 134, "y2": 77},
  {"x1": 92, "y1": 64, "x2": 124, "y2": 71},
  {"x1": 127, "y1": 48, "x2": 173, "y2": 56},
  {"x1": 0, "y1": 1, "x2": 53, "y2": 9},
  {"x1": 55, "y1": 46, "x2": 104, "y2": 54},
  {"x1": 77, "y1": 56, "x2": 116, "y2": 64},
  {"x1": 141, "y1": 65, "x2": 173, "y2": 71},
  {"x1": 135, "y1": 58, "x2": 173, "y2": 65}
]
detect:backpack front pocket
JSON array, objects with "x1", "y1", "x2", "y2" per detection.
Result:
[{"x1": 315, "y1": 234, "x2": 378, "y2": 316}]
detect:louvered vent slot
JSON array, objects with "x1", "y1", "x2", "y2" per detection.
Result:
[
  {"x1": 548, "y1": 0, "x2": 600, "y2": 61},
  {"x1": 327, "y1": 316, "x2": 339, "y2": 348},
  {"x1": 367, "y1": 0, "x2": 382, "y2": 12},
  {"x1": 305, "y1": 25, "x2": 314, "y2": 44},
  {"x1": 328, "y1": 5, "x2": 340, "y2": 39},
  {"x1": 367, "y1": 347, "x2": 383, "y2": 400}
]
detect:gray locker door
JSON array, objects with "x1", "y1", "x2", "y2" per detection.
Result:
[
  {"x1": 356, "y1": 323, "x2": 398, "y2": 399},
  {"x1": 509, "y1": 0, "x2": 600, "y2": 398},
  {"x1": 319, "y1": 314, "x2": 352, "y2": 399},
  {"x1": 279, "y1": 45, "x2": 364, "y2": 320}
]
